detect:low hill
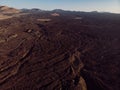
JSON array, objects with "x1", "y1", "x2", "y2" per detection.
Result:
[{"x1": 0, "y1": 6, "x2": 21, "y2": 14}]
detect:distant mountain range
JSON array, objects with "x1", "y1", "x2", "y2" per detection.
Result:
[
  {"x1": 1, "y1": 5, "x2": 119, "y2": 14},
  {"x1": 0, "y1": 5, "x2": 120, "y2": 20}
]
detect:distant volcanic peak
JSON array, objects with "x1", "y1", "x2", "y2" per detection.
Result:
[
  {"x1": 31, "y1": 8, "x2": 42, "y2": 11},
  {"x1": 52, "y1": 9, "x2": 64, "y2": 12},
  {"x1": 0, "y1": 6, "x2": 8, "y2": 10},
  {"x1": 0, "y1": 5, "x2": 21, "y2": 14}
]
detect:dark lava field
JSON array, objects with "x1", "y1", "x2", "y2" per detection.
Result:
[{"x1": 0, "y1": 9, "x2": 120, "y2": 90}]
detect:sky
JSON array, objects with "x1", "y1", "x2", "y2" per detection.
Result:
[{"x1": 0, "y1": 0, "x2": 120, "y2": 13}]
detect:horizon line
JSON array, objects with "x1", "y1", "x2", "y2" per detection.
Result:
[{"x1": 1, "y1": 5, "x2": 120, "y2": 14}]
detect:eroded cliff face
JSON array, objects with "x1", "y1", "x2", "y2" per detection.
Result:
[{"x1": 0, "y1": 12, "x2": 120, "y2": 90}]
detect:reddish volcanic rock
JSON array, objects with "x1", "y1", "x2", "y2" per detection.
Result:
[{"x1": 0, "y1": 9, "x2": 120, "y2": 90}]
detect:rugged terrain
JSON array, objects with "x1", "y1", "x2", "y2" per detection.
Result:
[{"x1": 0, "y1": 6, "x2": 120, "y2": 90}]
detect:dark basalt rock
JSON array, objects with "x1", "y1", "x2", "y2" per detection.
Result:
[{"x1": 0, "y1": 11, "x2": 120, "y2": 90}]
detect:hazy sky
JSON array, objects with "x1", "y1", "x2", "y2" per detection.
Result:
[{"x1": 0, "y1": 0, "x2": 120, "y2": 13}]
